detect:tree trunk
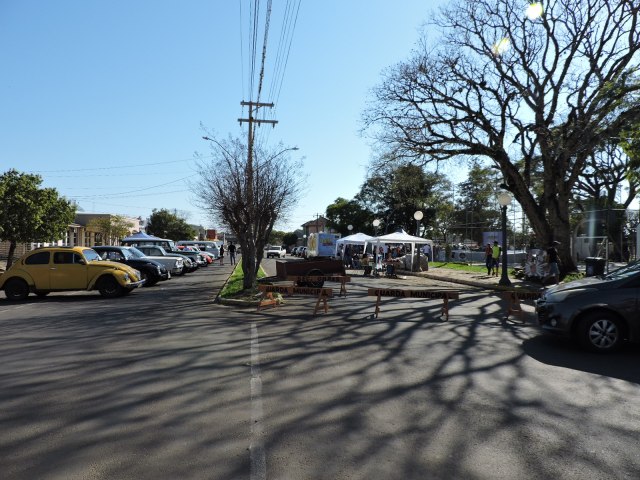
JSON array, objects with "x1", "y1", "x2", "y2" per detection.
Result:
[
  {"x1": 241, "y1": 239, "x2": 257, "y2": 291},
  {"x1": 6, "y1": 240, "x2": 17, "y2": 269}
]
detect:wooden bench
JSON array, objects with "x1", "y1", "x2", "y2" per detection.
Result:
[
  {"x1": 287, "y1": 275, "x2": 351, "y2": 297},
  {"x1": 258, "y1": 284, "x2": 334, "y2": 315},
  {"x1": 501, "y1": 290, "x2": 543, "y2": 320},
  {"x1": 367, "y1": 288, "x2": 460, "y2": 321}
]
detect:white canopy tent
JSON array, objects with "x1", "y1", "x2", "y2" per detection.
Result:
[
  {"x1": 369, "y1": 229, "x2": 434, "y2": 270},
  {"x1": 335, "y1": 232, "x2": 374, "y2": 258},
  {"x1": 335, "y1": 232, "x2": 373, "y2": 247}
]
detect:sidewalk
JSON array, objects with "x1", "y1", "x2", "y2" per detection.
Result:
[{"x1": 371, "y1": 266, "x2": 544, "y2": 292}]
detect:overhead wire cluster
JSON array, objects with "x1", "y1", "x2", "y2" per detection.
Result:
[{"x1": 239, "y1": 0, "x2": 302, "y2": 148}]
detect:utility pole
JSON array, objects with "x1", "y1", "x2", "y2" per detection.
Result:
[{"x1": 238, "y1": 101, "x2": 277, "y2": 238}]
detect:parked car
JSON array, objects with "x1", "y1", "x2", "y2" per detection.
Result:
[
  {"x1": 536, "y1": 261, "x2": 640, "y2": 352},
  {"x1": 300, "y1": 247, "x2": 308, "y2": 258},
  {"x1": 92, "y1": 246, "x2": 170, "y2": 286},
  {"x1": 0, "y1": 246, "x2": 145, "y2": 300},
  {"x1": 176, "y1": 240, "x2": 220, "y2": 258},
  {"x1": 176, "y1": 247, "x2": 209, "y2": 267},
  {"x1": 135, "y1": 245, "x2": 197, "y2": 274},
  {"x1": 291, "y1": 246, "x2": 301, "y2": 256},
  {"x1": 127, "y1": 246, "x2": 184, "y2": 277}
]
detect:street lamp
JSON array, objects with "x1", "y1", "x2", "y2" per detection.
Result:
[
  {"x1": 372, "y1": 219, "x2": 381, "y2": 276},
  {"x1": 372, "y1": 219, "x2": 380, "y2": 236},
  {"x1": 414, "y1": 210, "x2": 423, "y2": 272},
  {"x1": 497, "y1": 191, "x2": 512, "y2": 286},
  {"x1": 347, "y1": 224, "x2": 353, "y2": 234}
]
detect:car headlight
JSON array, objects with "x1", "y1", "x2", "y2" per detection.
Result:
[{"x1": 545, "y1": 288, "x2": 596, "y2": 303}]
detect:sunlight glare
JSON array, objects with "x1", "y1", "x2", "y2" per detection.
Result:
[
  {"x1": 526, "y1": 2, "x2": 544, "y2": 20},
  {"x1": 492, "y1": 38, "x2": 511, "y2": 56}
]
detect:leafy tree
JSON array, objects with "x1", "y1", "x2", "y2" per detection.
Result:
[
  {"x1": 0, "y1": 169, "x2": 75, "y2": 267},
  {"x1": 364, "y1": 0, "x2": 640, "y2": 273},
  {"x1": 452, "y1": 161, "x2": 501, "y2": 245},
  {"x1": 146, "y1": 209, "x2": 196, "y2": 241},
  {"x1": 268, "y1": 230, "x2": 286, "y2": 246},
  {"x1": 282, "y1": 232, "x2": 299, "y2": 248},
  {"x1": 357, "y1": 163, "x2": 451, "y2": 238},
  {"x1": 325, "y1": 197, "x2": 373, "y2": 236},
  {"x1": 194, "y1": 135, "x2": 304, "y2": 290},
  {"x1": 87, "y1": 215, "x2": 133, "y2": 246}
]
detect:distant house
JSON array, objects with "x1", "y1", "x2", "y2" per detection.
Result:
[
  {"x1": 73, "y1": 213, "x2": 141, "y2": 246},
  {"x1": 0, "y1": 213, "x2": 142, "y2": 261},
  {"x1": 301, "y1": 216, "x2": 338, "y2": 237}
]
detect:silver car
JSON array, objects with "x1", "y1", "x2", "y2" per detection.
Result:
[{"x1": 536, "y1": 261, "x2": 640, "y2": 352}]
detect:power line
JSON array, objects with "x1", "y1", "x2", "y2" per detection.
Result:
[{"x1": 25, "y1": 155, "x2": 212, "y2": 173}]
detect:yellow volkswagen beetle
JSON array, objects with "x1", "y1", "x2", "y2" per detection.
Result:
[{"x1": 0, "y1": 246, "x2": 145, "y2": 300}]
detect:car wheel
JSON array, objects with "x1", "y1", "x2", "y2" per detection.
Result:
[
  {"x1": 305, "y1": 269, "x2": 325, "y2": 288},
  {"x1": 98, "y1": 276, "x2": 123, "y2": 298},
  {"x1": 578, "y1": 311, "x2": 624, "y2": 353},
  {"x1": 140, "y1": 271, "x2": 158, "y2": 287},
  {"x1": 4, "y1": 278, "x2": 30, "y2": 301}
]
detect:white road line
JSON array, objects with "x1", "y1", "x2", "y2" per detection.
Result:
[{"x1": 250, "y1": 323, "x2": 266, "y2": 480}]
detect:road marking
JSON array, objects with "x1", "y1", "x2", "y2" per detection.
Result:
[{"x1": 250, "y1": 323, "x2": 266, "y2": 480}]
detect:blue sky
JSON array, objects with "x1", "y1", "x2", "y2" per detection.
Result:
[{"x1": 0, "y1": 0, "x2": 445, "y2": 232}]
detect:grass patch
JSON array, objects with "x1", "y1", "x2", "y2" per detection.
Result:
[
  {"x1": 562, "y1": 271, "x2": 584, "y2": 283},
  {"x1": 430, "y1": 261, "x2": 488, "y2": 274},
  {"x1": 220, "y1": 259, "x2": 267, "y2": 299}
]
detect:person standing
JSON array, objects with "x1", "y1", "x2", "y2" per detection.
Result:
[
  {"x1": 484, "y1": 243, "x2": 493, "y2": 276},
  {"x1": 491, "y1": 241, "x2": 501, "y2": 277},
  {"x1": 228, "y1": 243, "x2": 236, "y2": 265},
  {"x1": 545, "y1": 241, "x2": 561, "y2": 285},
  {"x1": 219, "y1": 244, "x2": 225, "y2": 265}
]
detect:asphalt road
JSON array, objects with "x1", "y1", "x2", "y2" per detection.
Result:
[{"x1": 1, "y1": 259, "x2": 639, "y2": 479}]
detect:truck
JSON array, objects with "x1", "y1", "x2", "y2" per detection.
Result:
[
  {"x1": 306, "y1": 233, "x2": 340, "y2": 258},
  {"x1": 274, "y1": 233, "x2": 344, "y2": 287},
  {"x1": 275, "y1": 258, "x2": 345, "y2": 287},
  {"x1": 266, "y1": 245, "x2": 286, "y2": 258}
]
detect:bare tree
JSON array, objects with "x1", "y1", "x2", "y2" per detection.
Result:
[
  {"x1": 363, "y1": 0, "x2": 640, "y2": 272},
  {"x1": 194, "y1": 135, "x2": 304, "y2": 290},
  {"x1": 576, "y1": 143, "x2": 638, "y2": 208}
]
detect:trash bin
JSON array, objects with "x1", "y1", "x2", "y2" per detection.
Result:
[{"x1": 585, "y1": 257, "x2": 606, "y2": 276}]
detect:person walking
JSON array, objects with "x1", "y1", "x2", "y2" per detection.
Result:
[
  {"x1": 228, "y1": 243, "x2": 236, "y2": 265},
  {"x1": 545, "y1": 240, "x2": 561, "y2": 285},
  {"x1": 219, "y1": 244, "x2": 225, "y2": 265},
  {"x1": 484, "y1": 243, "x2": 493, "y2": 276}
]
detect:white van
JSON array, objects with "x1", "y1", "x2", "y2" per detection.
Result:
[{"x1": 177, "y1": 240, "x2": 220, "y2": 258}]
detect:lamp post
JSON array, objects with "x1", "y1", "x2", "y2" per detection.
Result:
[
  {"x1": 497, "y1": 191, "x2": 512, "y2": 286},
  {"x1": 372, "y1": 219, "x2": 381, "y2": 276},
  {"x1": 414, "y1": 210, "x2": 423, "y2": 272},
  {"x1": 347, "y1": 224, "x2": 353, "y2": 234}
]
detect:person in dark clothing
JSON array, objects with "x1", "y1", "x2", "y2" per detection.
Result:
[
  {"x1": 219, "y1": 244, "x2": 225, "y2": 265},
  {"x1": 228, "y1": 243, "x2": 236, "y2": 265},
  {"x1": 484, "y1": 243, "x2": 493, "y2": 275},
  {"x1": 545, "y1": 241, "x2": 560, "y2": 285}
]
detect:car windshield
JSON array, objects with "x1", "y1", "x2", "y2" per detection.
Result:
[
  {"x1": 119, "y1": 248, "x2": 134, "y2": 260},
  {"x1": 127, "y1": 247, "x2": 147, "y2": 259},
  {"x1": 603, "y1": 260, "x2": 640, "y2": 281},
  {"x1": 84, "y1": 249, "x2": 102, "y2": 262}
]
